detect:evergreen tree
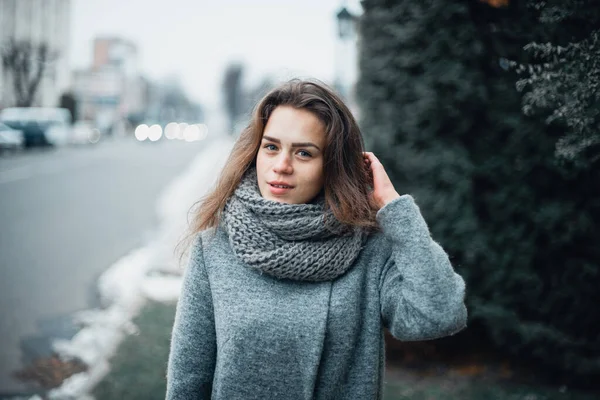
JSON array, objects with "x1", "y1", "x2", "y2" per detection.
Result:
[
  {"x1": 515, "y1": 0, "x2": 600, "y2": 163},
  {"x1": 358, "y1": 0, "x2": 600, "y2": 385},
  {"x1": 357, "y1": 0, "x2": 487, "y2": 259}
]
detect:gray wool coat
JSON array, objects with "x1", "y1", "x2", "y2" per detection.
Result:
[{"x1": 166, "y1": 195, "x2": 468, "y2": 399}]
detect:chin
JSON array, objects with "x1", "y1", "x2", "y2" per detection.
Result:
[
  {"x1": 259, "y1": 189, "x2": 289, "y2": 204},
  {"x1": 264, "y1": 195, "x2": 287, "y2": 204}
]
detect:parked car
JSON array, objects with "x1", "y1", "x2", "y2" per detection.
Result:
[
  {"x1": 0, "y1": 107, "x2": 72, "y2": 147},
  {"x1": 0, "y1": 122, "x2": 25, "y2": 152}
]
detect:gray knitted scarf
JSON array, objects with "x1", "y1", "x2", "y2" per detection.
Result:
[{"x1": 222, "y1": 167, "x2": 367, "y2": 282}]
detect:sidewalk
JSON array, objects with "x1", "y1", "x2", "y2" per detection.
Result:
[{"x1": 35, "y1": 134, "x2": 235, "y2": 399}]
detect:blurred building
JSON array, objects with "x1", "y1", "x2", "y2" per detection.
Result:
[
  {"x1": 0, "y1": 0, "x2": 72, "y2": 109},
  {"x1": 144, "y1": 76, "x2": 204, "y2": 126},
  {"x1": 72, "y1": 37, "x2": 148, "y2": 134},
  {"x1": 334, "y1": 4, "x2": 359, "y2": 115}
]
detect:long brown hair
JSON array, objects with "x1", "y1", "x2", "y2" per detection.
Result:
[{"x1": 176, "y1": 78, "x2": 378, "y2": 260}]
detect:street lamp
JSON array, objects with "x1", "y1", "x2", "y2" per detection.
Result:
[
  {"x1": 336, "y1": 7, "x2": 355, "y2": 40},
  {"x1": 334, "y1": 4, "x2": 359, "y2": 104}
]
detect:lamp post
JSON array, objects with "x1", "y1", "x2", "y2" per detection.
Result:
[
  {"x1": 334, "y1": 5, "x2": 357, "y2": 103},
  {"x1": 336, "y1": 6, "x2": 355, "y2": 40}
]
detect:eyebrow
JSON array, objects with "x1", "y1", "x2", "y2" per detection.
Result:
[{"x1": 262, "y1": 135, "x2": 321, "y2": 151}]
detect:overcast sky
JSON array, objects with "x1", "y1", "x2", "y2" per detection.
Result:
[{"x1": 71, "y1": 0, "x2": 362, "y2": 107}]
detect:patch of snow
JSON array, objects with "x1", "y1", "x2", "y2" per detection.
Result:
[
  {"x1": 48, "y1": 369, "x2": 102, "y2": 400},
  {"x1": 97, "y1": 245, "x2": 158, "y2": 309},
  {"x1": 141, "y1": 275, "x2": 183, "y2": 303}
]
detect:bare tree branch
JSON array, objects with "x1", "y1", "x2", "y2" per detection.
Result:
[{"x1": 1, "y1": 39, "x2": 59, "y2": 107}]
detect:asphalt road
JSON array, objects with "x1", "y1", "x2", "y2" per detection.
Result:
[{"x1": 0, "y1": 135, "x2": 209, "y2": 396}]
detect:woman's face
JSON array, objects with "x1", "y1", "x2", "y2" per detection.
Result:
[{"x1": 256, "y1": 105, "x2": 326, "y2": 204}]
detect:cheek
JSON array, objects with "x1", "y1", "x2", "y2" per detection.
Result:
[
  {"x1": 255, "y1": 152, "x2": 267, "y2": 171},
  {"x1": 306, "y1": 163, "x2": 325, "y2": 188}
]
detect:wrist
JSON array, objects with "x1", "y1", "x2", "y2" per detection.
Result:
[{"x1": 380, "y1": 192, "x2": 401, "y2": 209}]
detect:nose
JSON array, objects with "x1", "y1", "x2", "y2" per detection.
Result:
[{"x1": 273, "y1": 153, "x2": 293, "y2": 175}]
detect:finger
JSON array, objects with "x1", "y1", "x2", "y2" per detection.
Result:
[
  {"x1": 363, "y1": 151, "x2": 378, "y2": 161},
  {"x1": 363, "y1": 153, "x2": 381, "y2": 168}
]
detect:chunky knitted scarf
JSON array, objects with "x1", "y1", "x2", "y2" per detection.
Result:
[{"x1": 222, "y1": 167, "x2": 367, "y2": 282}]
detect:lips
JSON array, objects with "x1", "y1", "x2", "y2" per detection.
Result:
[
  {"x1": 268, "y1": 181, "x2": 294, "y2": 189},
  {"x1": 267, "y1": 181, "x2": 294, "y2": 196}
]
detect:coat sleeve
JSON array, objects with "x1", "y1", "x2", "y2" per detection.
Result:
[
  {"x1": 377, "y1": 195, "x2": 467, "y2": 341},
  {"x1": 166, "y1": 233, "x2": 216, "y2": 399}
]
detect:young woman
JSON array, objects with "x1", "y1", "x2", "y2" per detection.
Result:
[{"x1": 166, "y1": 79, "x2": 467, "y2": 399}]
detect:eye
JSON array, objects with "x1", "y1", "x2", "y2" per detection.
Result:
[
  {"x1": 264, "y1": 144, "x2": 278, "y2": 151},
  {"x1": 297, "y1": 150, "x2": 312, "y2": 158}
]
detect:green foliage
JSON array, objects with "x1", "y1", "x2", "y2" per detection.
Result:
[
  {"x1": 515, "y1": 0, "x2": 600, "y2": 163},
  {"x1": 358, "y1": 0, "x2": 600, "y2": 386},
  {"x1": 357, "y1": 0, "x2": 486, "y2": 258}
]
